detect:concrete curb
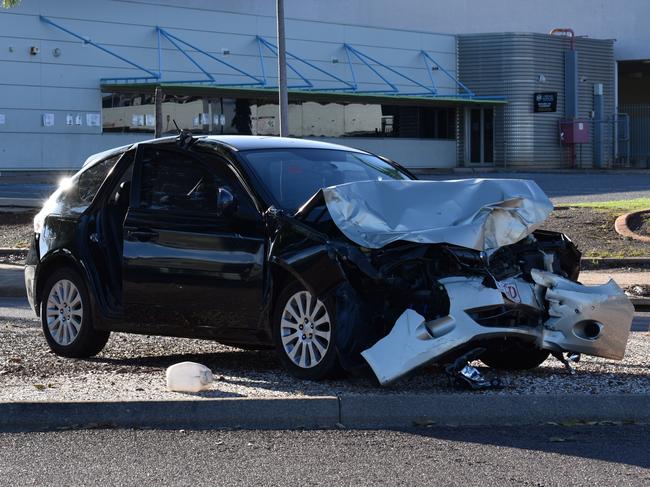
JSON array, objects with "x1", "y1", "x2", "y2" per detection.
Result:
[
  {"x1": 0, "y1": 264, "x2": 24, "y2": 297},
  {"x1": 0, "y1": 197, "x2": 44, "y2": 208},
  {"x1": 1, "y1": 394, "x2": 649, "y2": 432},
  {"x1": 614, "y1": 210, "x2": 650, "y2": 243},
  {"x1": 339, "y1": 394, "x2": 650, "y2": 428},
  {"x1": 0, "y1": 397, "x2": 340, "y2": 432},
  {"x1": 580, "y1": 257, "x2": 650, "y2": 269},
  {"x1": 630, "y1": 296, "x2": 650, "y2": 310}
]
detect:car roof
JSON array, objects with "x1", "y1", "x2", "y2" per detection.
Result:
[
  {"x1": 82, "y1": 135, "x2": 370, "y2": 170},
  {"x1": 81, "y1": 143, "x2": 134, "y2": 168},
  {"x1": 196, "y1": 135, "x2": 369, "y2": 153}
]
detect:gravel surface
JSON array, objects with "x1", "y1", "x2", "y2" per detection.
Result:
[
  {"x1": 542, "y1": 207, "x2": 650, "y2": 258},
  {"x1": 1, "y1": 315, "x2": 648, "y2": 402},
  {"x1": 0, "y1": 211, "x2": 35, "y2": 250}
]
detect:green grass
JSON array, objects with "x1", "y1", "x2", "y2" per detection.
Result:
[
  {"x1": 582, "y1": 248, "x2": 649, "y2": 259},
  {"x1": 568, "y1": 198, "x2": 650, "y2": 213}
]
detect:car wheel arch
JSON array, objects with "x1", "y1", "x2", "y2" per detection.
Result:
[{"x1": 36, "y1": 252, "x2": 93, "y2": 314}]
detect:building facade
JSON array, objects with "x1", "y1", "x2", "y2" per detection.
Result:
[{"x1": 0, "y1": 0, "x2": 647, "y2": 171}]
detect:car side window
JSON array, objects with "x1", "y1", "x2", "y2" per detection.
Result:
[
  {"x1": 138, "y1": 148, "x2": 217, "y2": 212},
  {"x1": 77, "y1": 155, "x2": 122, "y2": 205},
  {"x1": 56, "y1": 153, "x2": 122, "y2": 212}
]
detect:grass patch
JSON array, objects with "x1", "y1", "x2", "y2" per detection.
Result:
[
  {"x1": 569, "y1": 198, "x2": 650, "y2": 213},
  {"x1": 583, "y1": 248, "x2": 649, "y2": 259}
]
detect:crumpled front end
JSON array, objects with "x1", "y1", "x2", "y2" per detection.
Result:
[
  {"x1": 533, "y1": 269, "x2": 634, "y2": 361},
  {"x1": 362, "y1": 267, "x2": 634, "y2": 385},
  {"x1": 276, "y1": 178, "x2": 633, "y2": 386}
]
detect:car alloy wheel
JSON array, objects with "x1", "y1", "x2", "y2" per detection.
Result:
[
  {"x1": 45, "y1": 279, "x2": 84, "y2": 346},
  {"x1": 280, "y1": 290, "x2": 332, "y2": 369}
]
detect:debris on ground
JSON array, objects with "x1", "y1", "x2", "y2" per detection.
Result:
[{"x1": 166, "y1": 361, "x2": 214, "y2": 393}]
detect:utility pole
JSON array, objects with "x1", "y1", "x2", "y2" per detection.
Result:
[
  {"x1": 276, "y1": 0, "x2": 289, "y2": 137},
  {"x1": 154, "y1": 86, "x2": 163, "y2": 138}
]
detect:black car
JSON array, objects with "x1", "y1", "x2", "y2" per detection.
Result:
[{"x1": 26, "y1": 134, "x2": 630, "y2": 384}]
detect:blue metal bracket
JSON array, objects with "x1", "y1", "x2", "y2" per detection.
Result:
[
  {"x1": 343, "y1": 44, "x2": 436, "y2": 95},
  {"x1": 256, "y1": 36, "x2": 312, "y2": 89},
  {"x1": 256, "y1": 37, "x2": 355, "y2": 91},
  {"x1": 420, "y1": 50, "x2": 474, "y2": 97},
  {"x1": 40, "y1": 15, "x2": 505, "y2": 101},
  {"x1": 40, "y1": 16, "x2": 160, "y2": 83},
  {"x1": 157, "y1": 28, "x2": 264, "y2": 86}
]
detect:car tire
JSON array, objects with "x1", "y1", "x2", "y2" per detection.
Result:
[
  {"x1": 480, "y1": 341, "x2": 550, "y2": 370},
  {"x1": 273, "y1": 281, "x2": 341, "y2": 380},
  {"x1": 40, "y1": 267, "x2": 110, "y2": 358}
]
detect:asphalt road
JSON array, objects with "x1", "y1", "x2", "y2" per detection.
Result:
[
  {"x1": 0, "y1": 425, "x2": 648, "y2": 486},
  {"x1": 422, "y1": 172, "x2": 650, "y2": 204}
]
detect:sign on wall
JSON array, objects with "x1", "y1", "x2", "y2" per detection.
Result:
[{"x1": 534, "y1": 92, "x2": 557, "y2": 113}]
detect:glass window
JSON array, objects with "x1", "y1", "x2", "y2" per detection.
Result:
[
  {"x1": 102, "y1": 92, "x2": 457, "y2": 140},
  {"x1": 240, "y1": 148, "x2": 411, "y2": 212},
  {"x1": 54, "y1": 153, "x2": 122, "y2": 212},
  {"x1": 76, "y1": 155, "x2": 122, "y2": 205},
  {"x1": 138, "y1": 148, "x2": 217, "y2": 211}
]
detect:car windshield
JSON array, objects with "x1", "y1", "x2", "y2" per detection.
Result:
[{"x1": 240, "y1": 148, "x2": 411, "y2": 211}]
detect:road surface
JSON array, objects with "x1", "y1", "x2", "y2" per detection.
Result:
[{"x1": 0, "y1": 426, "x2": 648, "y2": 486}]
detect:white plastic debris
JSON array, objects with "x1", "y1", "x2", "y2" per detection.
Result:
[{"x1": 166, "y1": 361, "x2": 214, "y2": 393}]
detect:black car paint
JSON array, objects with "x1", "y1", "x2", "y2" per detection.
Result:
[
  {"x1": 27, "y1": 135, "x2": 581, "y2": 370},
  {"x1": 27, "y1": 137, "x2": 399, "y2": 351}
]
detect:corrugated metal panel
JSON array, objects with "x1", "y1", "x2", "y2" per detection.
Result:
[{"x1": 458, "y1": 33, "x2": 615, "y2": 168}]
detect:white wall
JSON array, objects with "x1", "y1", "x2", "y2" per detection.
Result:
[
  {"x1": 158, "y1": 0, "x2": 649, "y2": 61},
  {"x1": 0, "y1": 0, "x2": 457, "y2": 170}
]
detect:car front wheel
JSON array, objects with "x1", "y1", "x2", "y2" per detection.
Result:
[
  {"x1": 41, "y1": 268, "x2": 110, "y2": 358},
  {"x1": 274, "y1": 282, "x2": 340, "y2": 380}
]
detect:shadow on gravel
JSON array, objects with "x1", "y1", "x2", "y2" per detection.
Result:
[
  {"x1": 88, "y1": 350, "x2": 280, "y2": 373},
  {"x1": 403, "y1": 424, "x2": 650, "y2": 470},
  {"x1": 169, "y1": 389, "x2": 246, "y2": 399}
]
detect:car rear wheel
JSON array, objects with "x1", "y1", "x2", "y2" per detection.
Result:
[
  {"x1": 274, "y1": 282, "x2": 340, "y2": 380},
  {"x1": 480, "y1": 341, "x2": 550, "y2": 370},
  {"x1": 41, "y1": 268, "x2": 110, "y2": 358}
]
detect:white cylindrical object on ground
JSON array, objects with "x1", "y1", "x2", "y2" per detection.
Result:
[{"x1": 166, "y1": 362, "x2": 214, "y2": 392}]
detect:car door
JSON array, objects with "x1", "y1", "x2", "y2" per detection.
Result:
[{"x1": 121, "y1": 144, "x2": 265, "y2": 340}]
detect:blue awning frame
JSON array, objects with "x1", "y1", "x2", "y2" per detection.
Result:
[{"x1": 40, "y1": 16, "x2": 504, "y2": 100}]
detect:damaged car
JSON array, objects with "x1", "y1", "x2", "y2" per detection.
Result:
[{"x1": 25, "y1": 135, "x2": 634, "y2": 385}]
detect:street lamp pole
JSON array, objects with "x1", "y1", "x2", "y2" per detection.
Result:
[{"x1": 276, "y1": 0, "x2": 289, "y2": 137}]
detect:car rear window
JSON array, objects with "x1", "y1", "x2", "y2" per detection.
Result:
[{"x1": 56, "y1": 153, "x2": 122, "y2": 211}]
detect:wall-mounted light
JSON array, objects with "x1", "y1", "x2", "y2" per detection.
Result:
[
  {"x1": 538, "y1": 74, "x2": 546, "y2": 83},
  {"x1": 221, "y1": 48, "x2": 230, "y2": 55},
  {"x1": 29, "y1": 46, "x2": 39, "y2": 56},
  {"x1": 331, "y1": 57, "x2": 339, "y2": 63},
  {"x1": 52, "y1": 48, "x2": 61, "y2": 57}
]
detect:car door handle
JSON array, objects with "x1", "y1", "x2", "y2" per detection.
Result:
[{"x1": 127, "y1": 229, "x2": 159, "y2": 241}]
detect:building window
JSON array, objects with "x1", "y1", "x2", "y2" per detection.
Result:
[{"x1": 101, "y1": 93, "x2": 456, "y2": 140}]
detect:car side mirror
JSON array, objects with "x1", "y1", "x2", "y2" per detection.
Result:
[{"x1": 216, "y1": 187, "x2": 236, "y2": 217}]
